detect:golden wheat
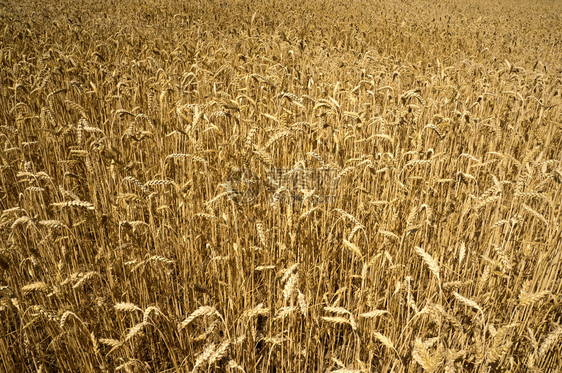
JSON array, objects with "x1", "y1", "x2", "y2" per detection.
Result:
[{"x1": 1, "y1": 0, "x2": 561, "y2": 371}]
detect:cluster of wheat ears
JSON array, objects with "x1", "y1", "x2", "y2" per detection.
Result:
[{"x1": 1, "y1": 0, "x2": 561, "y2": 371}]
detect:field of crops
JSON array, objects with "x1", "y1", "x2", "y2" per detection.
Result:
[{"x1": 1, "y1": 0, "x2": 561, "y2": 371}]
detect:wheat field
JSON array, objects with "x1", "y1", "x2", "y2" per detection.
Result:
[{"x1": 1, "y1": 0, "x2": 561, "y2": 371}]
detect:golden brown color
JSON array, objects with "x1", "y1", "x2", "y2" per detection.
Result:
[{"x1": 1, "y1": 0, "x2": 561, "y2": 371}]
